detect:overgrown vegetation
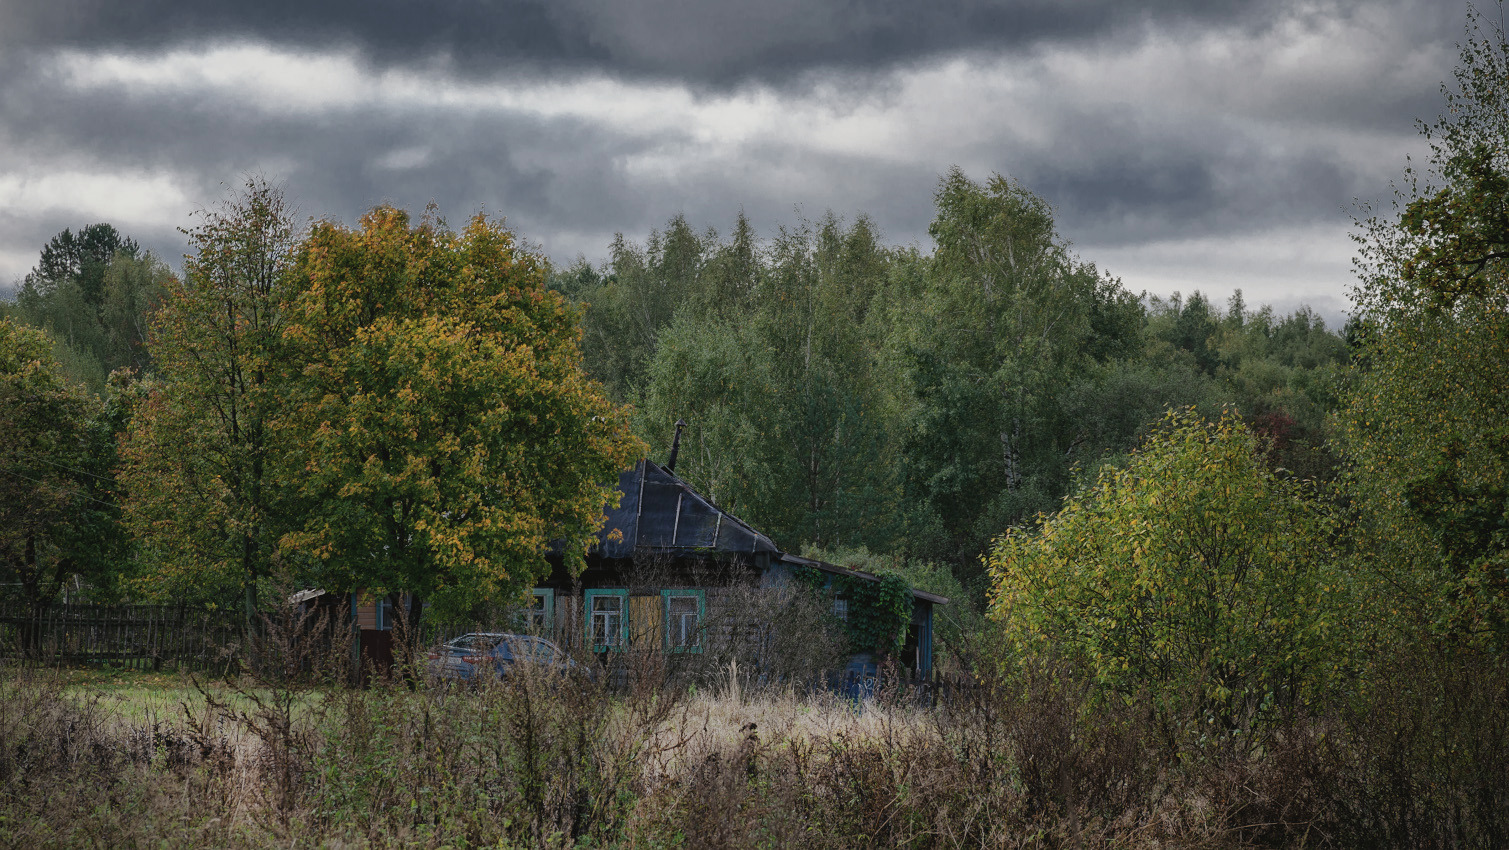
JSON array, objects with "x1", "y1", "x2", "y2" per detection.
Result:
[{"x1": 3, "y1": 637, "x2": 1506, "y2": 849}]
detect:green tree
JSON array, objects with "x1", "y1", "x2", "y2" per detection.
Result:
[
  {"x1": 120, "y1": 179, "x2": 295, "y2": 617},
  {"x1": 899, "y1": 169, "x2": 1126, "y2": 566},
  {"x1": 1341, "y1": 3, "x2": 1509, "y2": 645},
  {"x1": 635, "y1": 311, "x2": 764, "y2": 510},
  {"x1": 0, "y1": 320, "x2": 123, "y2": 641},
  {"x1": 24, "y1": 224, "x2": 139, "y2": 304},
  {"x1": 13, "y1": 225, "x2": 169, "y2": 390},
  {"x1": 635, "y1": 213, "x2": 904, "y2": 552},
  {"x1": 276, "y1": 206, "x2": 643, "y2": 636},
  {"x1": 988, "y1": 410, "x2": 1345, "y2": 728}
]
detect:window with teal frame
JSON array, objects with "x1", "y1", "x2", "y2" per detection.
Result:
[
  {"x1": 661, "y1": 589, "x2": 705, "y2": 653},
  {"x1": 527, "y1": 588, "x2": 554, "y2": 632},
  {"x1": 585, "y1": 589, "x2": 629, "y2": 651}
]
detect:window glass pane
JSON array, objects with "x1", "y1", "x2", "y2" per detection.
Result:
[
  {"x1": 591, "y1": 595, "x2": 623, "y2": 646},
  {"x1": 526, "y1": 592, "x2": 549, "y2": 630},
  {"x1": 833, "y1": 598, "x2": 848, "y2": 621},
  {"x1": 667, "y1": 594, "x2": 700, "y2": 648}
]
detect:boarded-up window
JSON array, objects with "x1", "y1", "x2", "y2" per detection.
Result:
[{"x1": 630, "y1": 595, "x2": 664, "y2": 647}]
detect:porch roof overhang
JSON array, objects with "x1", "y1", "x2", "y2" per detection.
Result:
[{"x1": 775, "y1": 553, "x2": 950, "y2": 606}]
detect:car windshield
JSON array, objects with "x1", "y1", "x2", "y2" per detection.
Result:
[
  {"x1": 495, "y1": 637, "x2": 559, "y2": 664},
  {"x1": 528, "y1": 640, "x2": 560, "y2": 663},
  {"x1": 448, "y1": 634, "x2": 502, "y2": 653}
]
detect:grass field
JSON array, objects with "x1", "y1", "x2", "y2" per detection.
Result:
[{"x1": 4, "y1": 650, "x2": 1507, "y2": 848}]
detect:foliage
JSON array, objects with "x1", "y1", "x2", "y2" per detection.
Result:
[
  {"x1": 120, "y1": 178, "x2": 296, "y2": 613},
  {"x1": 12, "y1": 224, "x2": 169, "y2": 390},
  {"x1": 988, "y1": 409, "x2": 1346, "y2": 728},
  {"x1": 804, "y1": 544, "x2": 987, "y2": 665},
  {"x1": 897, "y1": 169, "x2": 1126, "y2": 565},
  {"x1": 630, "y1": 213, "x2": 904, "y2": 552},
  {"x1": 0, "y1": 319, "x2": 123, "y2": 617},
  {"x1": 561, "y1": 170, "x2": 1347, "y2": 583},
  {"x1": 791, "y1": 564, "x2": 912, "y2": 656},
  {"x1": 1341, "y1": 3, "x2": 1509, "y2": 647},
  {"x1": 276, "y1": 206, "x2": 643, "y2": 625}
]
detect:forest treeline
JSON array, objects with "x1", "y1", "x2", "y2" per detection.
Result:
[
  {"x1": 549, "y1": 168, "x2": 1347, "y2": 587},
  {"x1": 0, "y1": 169, "x2": 1351, "y2": 621}
]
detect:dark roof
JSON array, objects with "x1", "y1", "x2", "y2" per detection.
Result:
[
  {"x1": 592, "y1": 459, "x2": 946, "y2": 606},
  {"x1": 594, "y1": 459, "x2": 778, "y2": 559},
  {"x1": 777, "y1": 554, "x2": 951, "y2": 606}
]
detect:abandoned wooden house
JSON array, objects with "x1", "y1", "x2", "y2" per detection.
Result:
[
  {"x1": 350, "y1": 434, "x2": 947, "y2": 679},
  {"x1": 527, "y1": 455, "x2": 947, "y2": 679}
]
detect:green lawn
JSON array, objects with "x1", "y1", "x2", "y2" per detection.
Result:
[{"x1": 55, "y1": 666, "x2": 322, "y2": 726}]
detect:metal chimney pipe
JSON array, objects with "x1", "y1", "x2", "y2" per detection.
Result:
[{"x1": 666, "y1": 419, "x2": 687, "y2": 472}]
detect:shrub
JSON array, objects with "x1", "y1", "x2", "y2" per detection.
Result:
[{"x1": 987, "y1": 409, "x2": 1350, "y2": 731}]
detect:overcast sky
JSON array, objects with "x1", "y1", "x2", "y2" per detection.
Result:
[{"x1": 0, "y1": 0, "x2": 1467, "y2": 327}]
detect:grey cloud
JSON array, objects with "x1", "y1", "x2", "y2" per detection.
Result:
[
  {"x1": 0, "y1": 0, "x2": 1468, "y2": 315},
  {"x1": 2, "y1": 0, "x2": 1454, "y2": 85}
]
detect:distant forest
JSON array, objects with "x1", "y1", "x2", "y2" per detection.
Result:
[
  {"x1": 0, "y1": 168, "x2": 1350, "y2": 614},
  {"x1": 549, "y1": 167, "x2": 1348, "y2": 590}
]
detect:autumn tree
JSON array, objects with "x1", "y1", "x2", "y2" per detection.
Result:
[
  {"x1": 1341, "y1": 4, "x2": 1509, "y2": 646},
  {"x1": 988, "y1": 410, "x2": 1346, "y2": 729},
  {"x1": 0, "y1": 320, "x2": 123, "y2": 644},
  {"x1": 120, "y1": 179, "x2": 296, "y2": 616},
  {"x1": 276, "y1": 206, "x2": 642, "y2": 636}
]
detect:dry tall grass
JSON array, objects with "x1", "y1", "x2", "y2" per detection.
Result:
[{"x1": 2, "y1": 637, "x2": 1506, "y2": 848}]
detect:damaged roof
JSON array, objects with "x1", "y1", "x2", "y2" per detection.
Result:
[{"x1": 776, "y1": 553, "x2": 951, "y2": 606}]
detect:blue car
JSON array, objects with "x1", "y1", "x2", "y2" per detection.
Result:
[{"x1": 425, "y1": 632, "x2": 585, "y2": 683}]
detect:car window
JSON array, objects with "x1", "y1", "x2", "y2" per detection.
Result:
[
  {"x1": 450, "y1": 634, "x2": 505, "y2": 653},
  {"x1": 528, "y1": 639, "x2": 559, "y2": 663}
]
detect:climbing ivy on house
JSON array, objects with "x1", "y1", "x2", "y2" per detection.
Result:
[{"x1": 793, "y1": 566, "x2": 913, "y2": 655}]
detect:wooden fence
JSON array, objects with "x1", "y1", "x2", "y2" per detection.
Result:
[{"x1": 0, "y1": 601, "x2": 242, "y2": 674}]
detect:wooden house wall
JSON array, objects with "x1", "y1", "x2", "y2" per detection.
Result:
[{"x1": 537, "y1": 582, "x2": 923, "y2": 676}]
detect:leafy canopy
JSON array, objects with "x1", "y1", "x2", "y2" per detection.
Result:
[
  {"x1": 988, "y1": 410, "x2": 1345, "y2": 727},
  {"x1": 120, "y1": 178, "x2": 297, "y2": 609},
  {"x1": 277, "y1": 206, "x2": 643, "y2": 616},
  {"x1": 0, "y1": 319, "x2": 123, "y2": 613},
  {"x1": 1342, "y1": 3, "x2": 1509, "y2": 645}
]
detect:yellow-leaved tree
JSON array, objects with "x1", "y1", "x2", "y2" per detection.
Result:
[
  {"x1": 987, "y1": 410, "x2": 1347, "y2": 730},
  {"x1": 275, "y1": 206, "x2": 643, "y2": 639}
]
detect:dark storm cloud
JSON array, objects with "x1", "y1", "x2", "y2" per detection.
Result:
[
  {"x1": 1016, "y1": 114, "x2": 1363, "y2": 247},
  {"x1": 1, "y1": 0, "x2": 1429, "y2": 84},
  {"x1": 0, "y1": 0, "x2": 1470, "y2": 318},
  {"x1": 0, "y1": 61, "x2": 670, "y2": 270}
]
